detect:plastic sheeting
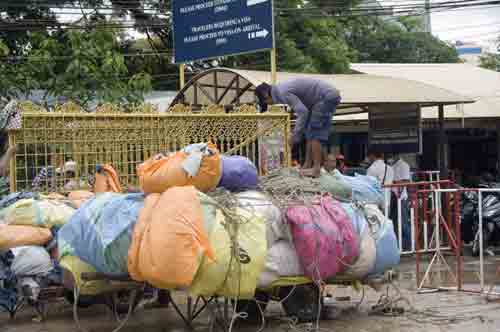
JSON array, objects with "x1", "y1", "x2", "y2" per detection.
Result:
[
  {"x1": 0, "y1": 198, "x2": 75, "y2": 228},
  {"x1": 60, "y1": 256, "x2": 113, "y2": 295},
  {"x1": 68, "y1": 190, "x2": 95, "y2": 208},
  {"x1": 189, "y1": 208, "x2": 267, "y2": 299},
  {"x1": 286, "y1": 196, "x2": 359, "y2": 281},
  {"x1": 128, "y1": 187, "x2": 215, "y2": 289},
  {"x1": 341, "y1": 203, "x2": 368, "y2": 236},
  {"x1": 137, "y1": 143, "x2": 221, "y2": 194},
  {"x1": 10, "y1": 246, "x2": 53, "y2": 277},
  {"x1": 58, "y1": 193, "x2": 144, "y2": 274},
  {"x1": 339, "y1": 174, "x2": 384, "y2": 207},
  {"x1": 0, "y1": 224, "x2": 52, "y2": 250},
  {"x1": 342, "y1": 228, "x2": 376, "y2": 279},
  {"x1": 235, "y1": 191, "x2": 288, "y2": 247},
  {"x1": 0, "y1": 192, "x2": 37, "y2": 209},
  {"x1": 319, "y1": 172, "x2": 352, "y2": 202},
  {"x1": 362, "y1": 204, "x2": 400, "y2": 276},
  {"x1": 257, "y1": 240, "x2": 303, "y2": 288},
  {"x1": 218, "y1": 156, "x2": 258, "y2": 192}
]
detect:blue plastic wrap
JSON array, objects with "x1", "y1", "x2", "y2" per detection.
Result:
[
  {"x1": 58, "y1": 193, "x2": 144, "y2": 274},
  {"x1": 218, "y1": 155, "x2": 258, "y2": 192}
]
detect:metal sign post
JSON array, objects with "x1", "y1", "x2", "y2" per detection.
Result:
[{"x1": 172, "y1": 0, "x2": 274, "y2": 64}]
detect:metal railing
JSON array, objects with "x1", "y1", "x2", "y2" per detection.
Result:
[{"x1": 8, "y1": 103, "x2": 291, "y2": 192}]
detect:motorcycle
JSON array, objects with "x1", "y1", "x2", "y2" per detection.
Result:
[{"x1": 461, "y1": 183, "x2": 500, "y2": 256}]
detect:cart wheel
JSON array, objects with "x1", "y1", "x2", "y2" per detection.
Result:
[
  {"x1": 234, "y1": 291, "x2": 269, "y2": 322},
  {"x1": 279, "y1": 284, "x2": 320, "y2": 323}
]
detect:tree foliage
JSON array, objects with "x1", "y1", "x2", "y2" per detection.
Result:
[
  {"x1": 0, "y1": 27, "x2": 152, "y2": 106},
  {"x1": 479, "y1": 36, "x2": 500, "y2": 71},
  {"x1": 0, "y1": 0, "x2": 461, "y2": 100}
]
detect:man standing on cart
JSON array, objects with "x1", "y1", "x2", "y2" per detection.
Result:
[{"x1": 255, "y1": 78, "x2": 341, "y2": 178}]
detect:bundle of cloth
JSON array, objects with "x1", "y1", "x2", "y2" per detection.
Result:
[
  {"x1": 137, "y1": 142, "x2": 258, "y2": 194},
  {"x1": 252, "y1": 194, "x2": 399, "y2": 288},
  {"x1": 58, "y1": 186, "x2": 267, "y2": 300},
  {"x1": 320, "y1": 170, "x2": 385, "y2": 208},
  {"x1": 0, "y1": 192, "x2": 72, "y2": 312}
]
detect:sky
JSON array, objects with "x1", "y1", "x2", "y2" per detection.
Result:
[
  {"x1": 379, "y1": 0, "x2": 500, "y2": 51},
  {"x1": 52, "y1": 1, "x2": 500, "y2": 52},
  {"x1": 432, "y1": 6, "x2": 500, "y2": 51}
]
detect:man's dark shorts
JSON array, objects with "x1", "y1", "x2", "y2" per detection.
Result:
[{"x1": 305, "y1": 94, "x2": 341, "y2": 144}]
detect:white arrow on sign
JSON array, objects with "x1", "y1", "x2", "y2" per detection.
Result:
[
  {"x1": 255, "y1": 29, "x2": 269, "y2": 38},
  {"x1": 247, "y1": 0, "x2": 268, "y2": 7}
]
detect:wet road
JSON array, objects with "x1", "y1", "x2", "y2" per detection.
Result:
[{"x1": 2, "y1": 256, "x2": 500, "y2": 332}]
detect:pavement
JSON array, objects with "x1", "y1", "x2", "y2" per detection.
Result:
[{"x1": 2, "y1": 255, "x2": 500, "y2": 332}]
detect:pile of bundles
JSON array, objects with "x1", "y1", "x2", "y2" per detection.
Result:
[
  {"x1": 0, "y1": 192, "x2": 73, "y2": 313},
  {"x1": 0, "y1": 164, "x2": 122, "y2": 310},
  {"x1": 56, "y1": 142, "x2": 399, "y2": 302},
  {"x1": 1, "y1": 141, "x2": 400, "y2": 312}
]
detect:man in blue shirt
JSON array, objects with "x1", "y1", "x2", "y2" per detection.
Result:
[{"x1": 255, "y1": 78, "x2": 341, "y2": 177}]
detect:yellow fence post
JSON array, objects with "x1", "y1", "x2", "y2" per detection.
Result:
[
  {"x1": 270, "y1": 49, "x2": 277, "y2": 84},
  {"x1": 180, "y1": 64, "x2": 186, "y2": 89},
  {"x1": 8, "y1": 132, "x2": 16, "y2": 193}
]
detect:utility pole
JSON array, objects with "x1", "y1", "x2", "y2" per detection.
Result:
[{"x1": 424, "y1": 0, "x2": 432, "y2": 33}]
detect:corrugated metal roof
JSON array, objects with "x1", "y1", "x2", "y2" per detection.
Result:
[
  {"x1": 351, "y1": 63, "x2": 500, "y2": 119},
  {"x1": 172, "y1": 68, "x2": 472, "y2": 113}
]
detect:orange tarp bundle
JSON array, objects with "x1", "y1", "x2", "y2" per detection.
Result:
[
  {"x1": 136, "y1": 143, "x2": 221, "y2": 194},
  {"x1": 68, "y1": 190, "x2": 95, "y2": 208},
  {"x1": 0, "y1": 224, "x2": 53, "y2": 250},
  {"x1": 94, "y1": 164, "x2": 122, "y2": 193},
  {"x1": 128, "y1": 186, "x2": 215, "y2": 289}
]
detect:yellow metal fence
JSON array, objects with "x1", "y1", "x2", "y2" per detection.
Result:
[{"x1": 8, "y1": 105, "x2": 291, "y2": 192}]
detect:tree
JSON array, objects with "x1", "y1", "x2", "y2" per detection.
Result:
[
  {"x1": 1, "y1": 0, "x2": 461, "y2": 91},
  {"x1": 1, "y1": 27, "x2": 152, "y2": 106},
  {"x1": 339, "y1": 16, "x2": 460, "y2": 64},
  {"x1": 479, "y1": 53, "x2": 500, "y2": 71}
]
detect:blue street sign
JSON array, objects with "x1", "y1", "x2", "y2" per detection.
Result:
[{"x1": 172, "y1": 0, "x2": 274, "y2": 64}]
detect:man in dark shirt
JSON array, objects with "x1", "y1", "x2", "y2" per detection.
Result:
[{"x1": 255, "y1": 78, "x2": 341, "y2": 177}]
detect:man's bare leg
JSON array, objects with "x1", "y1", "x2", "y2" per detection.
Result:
[
  {"x1": 300, "y1": 140, "x2": 322, "y2": 178},
  {"x1": 302, "y1": 140, "x2": 312, "y2": 169}
]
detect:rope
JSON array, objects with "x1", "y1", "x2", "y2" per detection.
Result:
[
  {"x1": 72, "y1": 282, "x2": 138, "y2": 332},
  {"x1": 370, "y1": 282, "x2": 489, "y2": 326},
  {"x1": 259, "y1": 169, "x2": 322, "y2": 209}
]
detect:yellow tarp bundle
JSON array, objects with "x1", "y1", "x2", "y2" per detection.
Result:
[
  {"x1": 189, "y1": 208, "x2": 267, "y2": 299},
  {"x1": 0, "y1": 198, "x2": 75, "y2": 228},
  {"x1": 60, "y1": 256, "x2": 113, "y2": 295},
  {"x1": 128, "y1": 186, "x2": 215, "y2": 289}
]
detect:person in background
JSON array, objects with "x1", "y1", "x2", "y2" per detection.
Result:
[
  {"x1": 366, "y1": 148, "x2": 394, "y2": 186},
  {"x1": 0, "y1": 145, "x2": 16, "y2": 198},
  {"x1": 33, "y1": 165, "x2": 59, "y2": 192},
  {"x1": 336, "y1": 154, "x2": 347, "y2": 174},
  {"x1": 388, "y1": 154, "x2": 412, "y2": 250},
  {"x1": 255, "y1": 79, "x2": 341, "y2": 178},
  {"x1": 59, "y1": 161, "x2": 87, "y2": 191},
  {"x1": 321, "y1": 153, "x2": 338, "y2": 175}
]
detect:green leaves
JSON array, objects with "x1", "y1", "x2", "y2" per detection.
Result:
[
  {"x1": 1, "y1": 27, "x2": 152, "y2": 107},
  {"x1": 479, "y1": 53, "x2": 500, "y2": 72}
]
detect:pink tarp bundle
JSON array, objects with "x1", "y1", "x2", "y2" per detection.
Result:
[{"x1": 286, "y1": 195, "x2": 360, "y2": 281}]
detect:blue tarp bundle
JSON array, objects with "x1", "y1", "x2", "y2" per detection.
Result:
[
  {"x1": 218, "y1": 155, "x2": 258, "y2": 192},
  {"x1": 339, "y1": 174, "x2": 384, "y2": 207},
  {"x1": 58, "y1": 193, "x2": 144, "y2": 274},
  {"x1": 341, "y1": 203, "x2": 368, "y2": 236}
]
